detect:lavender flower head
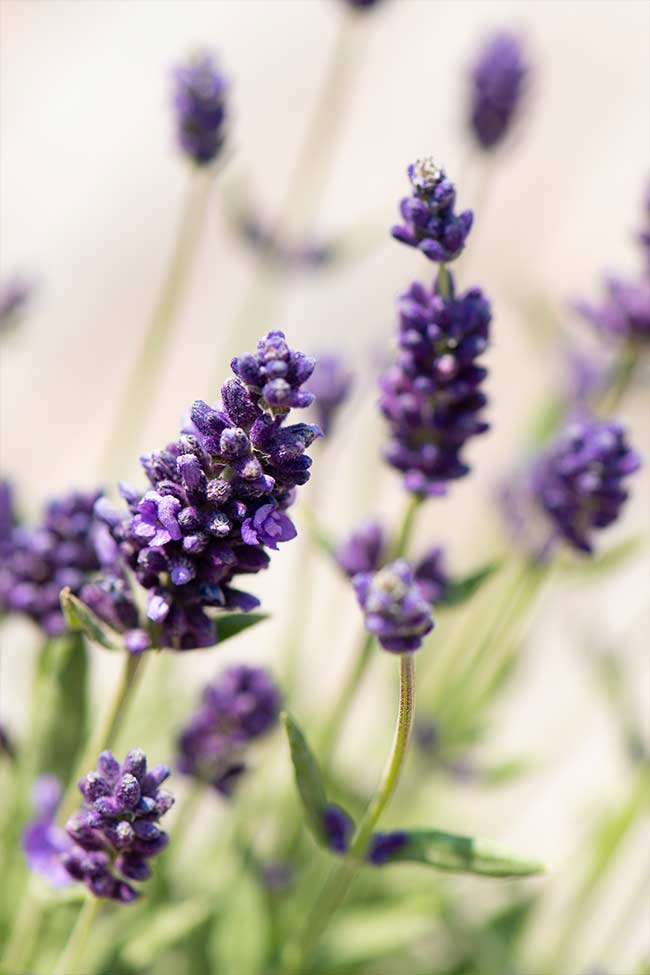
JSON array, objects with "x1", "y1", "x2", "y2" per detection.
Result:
[
  {"x1": 177, "y1": 665, "x2": 281, "y2": 794},
  {"x1": 0, "y1": 487, "x2": 108, "y2": 636},
  {"x1": 379, "y1": 273, "x2": 491, "y2": 496},
  {"x1": 391, "y1": 159, "x2": 473, "y2": 263},
  {"x1": 532, "y1": 418, "x2": 641, "y2": 554},
  {"x1": 354, "y1": 559, "x2": 434, "y2": 652},
  {"x1": 305, "y1": 354, "x2": 353, "y2": 436},
  {"x1": 62, "y1": 749, "x2": 173, "y2": 903},
  {"x1": 469, "y1": 32, "x2": 528, "y2": 150},
  {"x1": 575, "y1": 276, "x2": 650, "y2": 346},
  {"x1": 322, "y1": 804, "x2": 354, "y2": 853},
  {"x1": 23, "y1": 776, "x2": 72, "y2": 888},
  {"x1": 173, "y1": 53, "x2": 227, "y2": 166},
  {"x1": 92, "y1": 330, "x2": 321, "y2": 650},
  {"x1": 367, "y1": 830, "x2": 408, "y2": 865}
]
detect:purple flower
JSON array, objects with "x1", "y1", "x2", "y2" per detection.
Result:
[
  {"x1": 91, "y1": 331, "x2": 320, "y2": 650},
  {"x1": 343, "y1": 0, "x2": 382, "y2": 8},
  {"x1": 366, "y1": 830, "x2": 408, "y2": 865},
  {"x1": 0, "y1": 486, "x2": 117, "y2": 636},
  {"x1": 241, "y1": 503, "x2": 297, "y2": 549},
  {"x1": 322, "y1": 804, "x2": 354, "y2": 854},
  {"x1": 575, "y1": 276, "x2": 650, "y2": 345},
  {"x1": 468, "y1": 33, "x2": 528, "y2": 150},
  {"x1": 391, "y1": 159, "x2": 473, "y2": 263},
  {"x1": 61, "y1": 749, "x2": 174, "y2": 902},
  {"x1": 23, "y1": 776, "x2": 73, "y2": 887},
  {"x1": 353, "y1": 559, "x2": 434, "y2": 653},
  {"x1": 173, "y1": 53, "x2": 227, "y2": 166},
  {"x1": 0, "y1": 274, "x2": 34, "y2": 334},
  {"x1": 177, "y1": 665, "x2": 281, "y2": 794},
  {"x1": 639, "y1": 180, "x2": 650, "y2": 270},
  {"x1": 413, "y1": 547, "x2": 449, "y2": 604},
  {"x1": 532, "y1": 418, "x2": 641, "y2": 554},
  {"x1": 335, "y1": 520, "x2": 386, "y2": 577},
  {"x1": 305, "y1": 354, "x2": 353, "y2": 436},
  {"x1": 239, "y1": 216, "x2": 335, "y2": 271},
  {"x1": 380, "y1": 273, "x2": 491, "y2": 496}
]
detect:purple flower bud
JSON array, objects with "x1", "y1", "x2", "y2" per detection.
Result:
[
  {"x1": 305, "y1": 354, "x2": 353, "y2": 436},
  {"x1": 414, "y1": 548, "x2": 449, "y2": 604},
  {"x1": 367, "y1": 830, "x2": 409, "y2": 865},
  {"x1": 354, "y1": 560, "x2": 434, "y2": 653},
  {"x1": 173, "y1": 53, "x2": 227, "y2": 166},
  {"x1": 322, "y1": 804, "x2": 354, "y2": 854},
  {"x1": 392, "y1": 160, "x2": 473, "y2": 263},
  {"x1": 575, "y1": 275, "x2": 650, "y2": 346},
  {"x1": 336, "y1": 520, "x2": 386, "y2": 577},
  {"x1": 468, "y1": 33, "x2": 528, "y2": 150}
]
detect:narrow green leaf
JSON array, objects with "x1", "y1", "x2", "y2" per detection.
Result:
[
  {"x1": 60, "y1": 587, "x2": 120, "y2": 651},
  {"x1": 282, "y1": 711, "x2": 328, "y2": 845},
  {"x1": 122, "y1": 898, "x2": 213, "y2": 968},
  {"x1": 482, "y1": 757, "x2": 532, "y2": 785},
  {"x1": 215, "y1": 612, "x2": 269, "y2": 644},
  {"x1": 379, "y1": 829, "x2": 543, "y2": 878},
  {"x1": 209, "y1": 873, "x2": 269, "y2": 975},
  {"x1": 31, "y1": 632, "x2": 89, "y2": 782},
  {"x1": 440, "y1": 562, "x2": 502, "y2": 609}
]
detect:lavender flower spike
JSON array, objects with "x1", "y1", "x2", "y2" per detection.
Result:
[
  {"x1": 380, "y1": 273, "x2": 491, "y2": 496},
  {"x1": 61, "y1": 749, "x2": 174, "y2": 903},
  {"x1": 469, "y1": 33, "x2": 528, "y2": 150},
  {"x1": 575, "y1": 276, "x2": 650, "y2": 346},
  {"x1": 391, "y1": 159, "x2": 473, "y2": 263},
  {"x1": 173, "y1": 53, "x2": 228, "y2": 166},
  {"x1": 354, "y1": 560, "x2": 434, "y2": 653},
  {"x1": 532, "y1": 418, "x2": 641, "y2": 554},
  {"x1": 177, "y1": 665, "x2": 281, "y2": 795},
  {"x1": 305, "y1": 354, "x2": 353, "y2": 436},
  {"x1": 23, "y1": 776, "x2": 73, "y2": 887}
]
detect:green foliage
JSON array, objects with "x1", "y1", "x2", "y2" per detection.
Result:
[
  {"x1": 60, "y1": 587, "x2": 120, "y2": 651},
  {"x1": 208, "y1": 873, "x2": 269, "y2": 975},
  {"x1": 381, "y1": 829, "x2": 544, "y2": 878},
  {"x1": 214, "y1": 611, "x2": 269, "y2": 644},
  {"x1": 282, "y1": 711, "x2": 330, "y2": 845},
  {"x1": 122, "y1": 899, "x2": 214, "y2": 970},
  {"x1": 31, "y1": 632, "x2": 89, "y2": 782},
  {"x1": 440, "y1": 562, "x2": 502, "y2": 609}
]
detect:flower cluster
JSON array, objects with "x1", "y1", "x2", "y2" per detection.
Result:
[
  {"x1": 532, "y1": 418, "x2": 641, "y2": 554},
  {"x1": 468, "y1": 33, "x2": 528, "y2": 150},
  {"x1": 93, "y1": 331, "x2": 320, "y2": 650},
  {"x1": 173, "y1": 53, "x2": 228, "y2": 166},
  {"x1": 391, "y1": 159, "x2": 473, "y2": 263},
  {"x1": 353, "y1": 559, "x2": 434, "y2": 653},
  {"x1": 336, "y1": 519, "x2": 449, "y2": 604},
  {"x1": 62, "y1": 750, "x2": 173, "y2": 902},
  {"x1": 305, "y1": 354, "x2": 353, "y2": 436},
  {"x1": 379, "y1": 274, "x2": 491, "y2": 496},
  {"x1": 575, "y1": 276, "x2": 650, "y2": 346},
  {"x1": 0, "y1": 486, "x2": 108, "y2": 636},
  {"x1": 177, "y1": 665, "x2": 281, "y2": 794}
]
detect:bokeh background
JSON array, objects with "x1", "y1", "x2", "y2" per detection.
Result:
[{"x1": 1, "y1": 1, "x2": 649, "y2": 971}]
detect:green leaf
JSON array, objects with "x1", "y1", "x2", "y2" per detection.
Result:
[
  {"x1": 282, "y1": 711, "x2": 328, "y2": 845},
  {"x1": 482, "y1": 757, "x2": 532, "y2": 786},
  {"x1": 122, "y1": 897, "x2": 213, "y2": 968},
  {"x1": 559, "y1": 536, "x2": 643, "y2": 576},
  {"x1": 379, "y1": 829, "x2": 543, "y2": 878},
  {"x1": 215, "y1": 612, "x2": 269, "y2": 644},
  {"x1": 60, "y1": 587, "x2": 120, "y2": 650},
  {"x1": 31, "y1": 632, "x2": 89, "y2": 782},
  {"x1": 209, "y1": 873, "x2": 269, "y2": 975},
  {"x1": 440, "y1": 562, "x2": 502, "y2": 609}
]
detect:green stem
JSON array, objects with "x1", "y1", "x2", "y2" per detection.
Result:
[
  {"x1": 436, "y1": 262, "x2": 450, "y2": 298},
  {"x1": 597, "y1": 341, "x2": 639, "y2": 416},
  {"x1": 99, "y1": 168, "x2": 213, "y2": 480},
  {"x1": 319, "y1": 632, "x2": 374, "y2": 770},
  {"x1": 284, "y1": 655, "x2": 416, "y2": 973},
  {"x1": 391, "y1": 495, "x2": 421, "y2": 560},
  {"x1": 52, "y1": 897, "x2": 99, "y2": 975}
]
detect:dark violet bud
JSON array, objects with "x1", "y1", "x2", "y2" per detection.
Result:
[
  {"x1": 532, "y1": 418, "x2": 641, "y2": 554},
  {"x1": 391, "y1": 159, "x2": 473, "y2": 263},
  {"x1": 335, "y1": 520, "x2": 386, "y2": 577},
  {"x1": 380, "y1": 275, "x2": 491, "y2": 496},
  {"x1": 22, "y1": 775, "x2": 73, "y2": 887},
  {"x1": 176, "y1": 664, "x2": 281, "y2": 792},
  {"x1": 241, "y1": 503, "x2": 297, "y2": 550},
  {"x1": 322, "y1": 804, "x2": 354, "y2": 854},
  {"x1": 60, "y1": 749, "x2": 173, "y2": 901},
  {"x1": 173, "y1": 52, "x2": 228, "y2": 166},
  {"x1": 305, "y1": 354, "x2": 353, "y2": 436},
  {"x1": 468, "y1": 32, "x2": 528, "y2": 150},
  {"x1": 366, "y1": 830, "x2": 409, "y2": 865},
  {"x1": 575, "y1": 276, "x2": 650, "y2": 346},
  {"x1": 414, "y1": 547, "x2": 449, "y2": 604},
  {"x1": 0, "y1": 274, "x2": 34, "y2": 334},
  {"x1": 353, "y1": 559, "x2": 434, "y2": 653}
]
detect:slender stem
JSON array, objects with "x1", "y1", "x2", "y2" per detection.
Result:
[
  {"x1": 284, "y1": 656, "x2": 416, "y2": 973},
  {"x1": 597, "y1": 341, "x2": 639, "y2": 416},
  {"x1": 59, "y1": 651, "x2": 146, "y2": 824},
  {"x1": 391, "y1": 494, "x2": 421, "y2": 560},
  {"x1": 52, "y1": 897, "x2": 99, "y2": 975},
  {"x1": 319, "y1": 632, "x2": 374, "y2": 770},
  {"x1": 436, "y1": 262, "x2": 450, "y2": 298},
  {"x1": 99, "y1": 168, "x2": 213, "y2": 480}
]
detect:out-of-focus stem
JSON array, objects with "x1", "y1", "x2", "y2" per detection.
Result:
[
  {"x1": 597, "y1": 340, "x2": 640, "y2": 415},
  {"x1": 217, "y1": 9, "x2": 365, "y2": 369},
  {"x1": 100, "y1": 168, "x2": 213, "y2": 479},
  {"x1": 284, "y1": 656, "x2": 416, "y2": 973},
  {"x1": 52, "y1": 897, "x2": 99, "y2": 975}
]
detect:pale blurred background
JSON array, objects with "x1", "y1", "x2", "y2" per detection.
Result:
[{"x1": 1, "y1": 0, "x2": 649, "y2": 971}]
